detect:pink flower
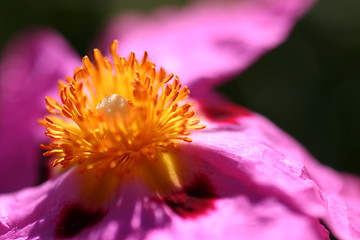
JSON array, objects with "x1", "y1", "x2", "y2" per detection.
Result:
[{"x1": 1, "y1": 0, "x2": 359, "y2": 240}]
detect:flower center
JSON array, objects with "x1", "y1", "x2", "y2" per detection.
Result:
[{"x1": 41, "y1": 41, "x2": 205, "y2": 187}]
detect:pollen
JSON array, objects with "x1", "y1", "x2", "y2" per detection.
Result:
[{"x1": 41, "y1": 40, "x2": 205, "y2": 178}]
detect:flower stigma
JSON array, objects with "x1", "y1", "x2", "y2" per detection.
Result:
[{"x1": 41, "y1": 41, "x2": 205, "y2": 193}]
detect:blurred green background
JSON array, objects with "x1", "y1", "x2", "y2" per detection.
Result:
[{"x1": 0, "y1": 0, "x2": 359, "y2": 175}]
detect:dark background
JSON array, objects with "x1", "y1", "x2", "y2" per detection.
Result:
[{"x1": 1, "y1": 0, "x2": 359, "y2": 175}]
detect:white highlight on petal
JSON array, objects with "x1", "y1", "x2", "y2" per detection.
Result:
[{"x1": 130, "y1": 201, "x2": 142, "y2": 229}]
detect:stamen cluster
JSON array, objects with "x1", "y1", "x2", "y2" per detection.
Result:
[{"x1": 41, "y1": 41, "x2": 205, "y2": 175}]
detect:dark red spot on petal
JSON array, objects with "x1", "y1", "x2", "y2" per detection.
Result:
[
  {"x1": 162, "y1": 175, "x2": 218, "y2": 218},
  {"x1": 199, "y1": 100, "x2": 252, "y2": 123},
  {"x1": 55, "y1": 203, "x2": 106, "y2": 238},
  {"x1": 184, "y1": 175, "x2": 217, "y2": 199}
]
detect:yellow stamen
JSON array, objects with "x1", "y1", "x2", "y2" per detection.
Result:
[{"x1": 41, "y1": 41, "x2": 205, "y2": 190}]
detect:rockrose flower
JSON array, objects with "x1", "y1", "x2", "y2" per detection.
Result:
[{"x1": 1, "y1": 0, "x2": 360, "y2": 240}]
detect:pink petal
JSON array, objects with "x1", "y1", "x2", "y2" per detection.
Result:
[
  {"x1": 0, "y1": 169, "x2": 109, "y2": 239},
  {"x1": 303, "y1": 156, "x2": 360, "y2": 239},
  {"x1": 0, "y1": 29, "x2": 79, "y2": 193},
  {"x1": 146, "y1": 197, "x2": 328, "y2": 240},
  {"x1": 146, "y1": 152, "x2": 329, "y2": 240},
  {"x1": 100, "y1": 0, "x2": 315, "y2": 89},
  {"x1": 185, "y1": 100, "x2": 360, "y2": 240},
  {"x1": 0, "y1": 163, "x2": 329, "y2": 240}
]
